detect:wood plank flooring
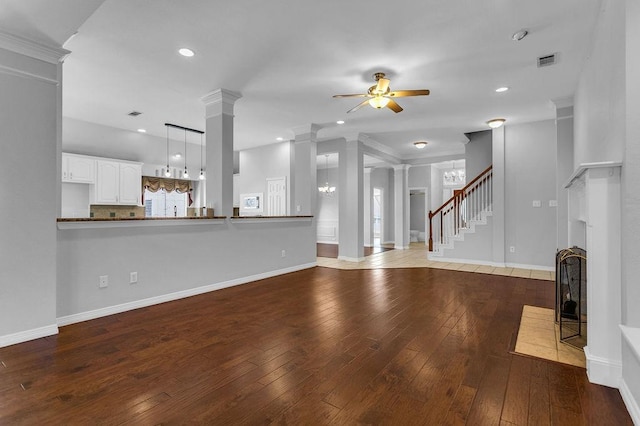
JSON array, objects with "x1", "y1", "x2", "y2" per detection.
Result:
[{"x1": 0, "y1": 266, "x2": 632, "y2": 424}]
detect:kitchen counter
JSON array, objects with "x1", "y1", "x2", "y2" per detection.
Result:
[{"x1": 57, "y1": 216, "x2": 227, "y2": 229}]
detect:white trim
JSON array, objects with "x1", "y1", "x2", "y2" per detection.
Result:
[
  {"x1": 0, "y1": 30, "x2": 70, "y2": 64},
  {"x1": 0, "y1": 63, "x2": 59, "y2": 84},
  {"x1": 337, "y1": 256, "x2": 365, "y2": 262},
  {"x1": 57, "y1": 262, "x2": 317, "y2": 327},
  {"x1": 57, "y1": 218, "x2": 227, "y2": 230},
  {"x1": 394, "y1": 245, "x2": 410, "y2": 250},
  {"x1": 427, "y1": 255, "x2": 505, "y2": 267},
  {"x1": 0, "y1": 324, "x2": 59, "y2": 348},
  {"x1": 317, "y1": 241, "x2": 338, "y2": 245},
  {"x1": 231, "y1": 216, "x2": 312, "y2": 224},
  {"x1": 620, "y1": 379, "x2": 640, "y2": 426},
  {"x1": 621, "y1": 325, "x2": 640, "y2": 360},
  {"x1": 584, "y1": 345, "x2": 622, "y2": 388}
]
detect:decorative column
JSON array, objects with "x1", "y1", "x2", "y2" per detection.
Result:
[
  {"x1": 393, "y1": 164, "x2": 410, "y2": 249},
  {"x1": 201, "y1": 89, "x2": 242, "y2": 217},
  {"x1": 364, "y1": 167, "x2": 373, "y2": 247},
  {"x1": 292, "y1": 124, "x2": 320, "y2": 215},
  {"x1": 492, "y1": 126, "x2": 506, "y2": 264},
  {"x1": 338, "y1": 138, "x2": 364, "y2": 261}
]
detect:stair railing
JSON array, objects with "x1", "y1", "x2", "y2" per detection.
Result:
[{"x1": 428, "y1": 165, "x2": 493, "y2": 252}]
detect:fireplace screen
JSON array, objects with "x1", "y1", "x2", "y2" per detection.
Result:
[{"x1": 555, "y1": 247, "x2": 587, "y2": 349}]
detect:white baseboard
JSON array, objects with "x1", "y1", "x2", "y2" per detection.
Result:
[
  {"x1": 428, "y1": 256, "x2": 505, "y2": 267},
  {"x1": 620, "y1": 379, "x2": 640, "y2": 426},
  {"x1": 394, "y1": 245, "x2": 409, "y2": 250},
  {"x1": 584, "y1": 345, "x2": 622, "y2": 388},
  {"x1": 337, "y1": 256, "x2": 365, "y2": 262},
  {"x1": 0, "y1": 324, "x2": 59, "y2": 348},
  {"x1": 317, "y1": 241, "x2": 338, "y2": 245},
  {"x1": 57, "y1": 262, "x2": 317, "y2": 327}
]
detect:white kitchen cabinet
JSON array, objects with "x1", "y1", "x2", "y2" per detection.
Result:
[
  {"x1": 62, "y1": 153, "x2": 95, "y2": 183},
  {"x1": 93, "y1": 160, "x2": 142, "y2": 205}
]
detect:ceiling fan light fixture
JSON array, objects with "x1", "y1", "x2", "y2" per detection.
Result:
[
  {"x1": 369, "y1": 96, "x2": 390, "y2": 109},
  {"x1": 487, "y1": 118, "x2": 506, "y2": 128},
  {"x1": 413, "y1": 141, "x2": 428, "y2": 149}
]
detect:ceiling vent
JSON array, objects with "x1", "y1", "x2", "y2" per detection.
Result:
[
  {"x1": 537, "y1": 54, "x2": 557, "y2": 68},
  {"x1": 127, "y1": 111, "x2": 142, "y2": 117}
]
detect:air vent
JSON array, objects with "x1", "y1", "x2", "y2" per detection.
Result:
[
  {"x1": 127, "y1": 111, "x2": 142, "y2": 117},
  {"x1": 537, "y1": 54, "x2": 557, "y2": 68}
]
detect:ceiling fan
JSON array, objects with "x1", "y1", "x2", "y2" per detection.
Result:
[{"x1": 333, "y1": 72, "x2": 430, "y2": 113}]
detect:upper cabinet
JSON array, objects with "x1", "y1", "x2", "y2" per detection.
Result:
[
  {"x1": 62, "y1": 153, "x2": 95, "y2": 183},
  {"x1": 93, "y1": 160, "x2": 142, "y2": 206}
]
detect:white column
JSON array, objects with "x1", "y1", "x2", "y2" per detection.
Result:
[
  {"x1": 393, "y1": 164, "x2": 410, "y2": 250},
  {"x1": 338, "y1": 139, "x2": 364, "y2": 261},
  {"x1": 364, "y1": 168, "x2": 373, "y2": 247},
  {"x1": 292, "y1": 124, "x2": 319, "y2": 215},
  {"x1": 492, "y1": 126, "x2": 506, "y2": 265},
  {"x1": 201, "y1": 89, "x2": 241, "y2": 217}
]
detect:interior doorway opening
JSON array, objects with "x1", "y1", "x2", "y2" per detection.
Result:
[{"x1": 373, "y1": 187, "x2": 383, "y2": 247}]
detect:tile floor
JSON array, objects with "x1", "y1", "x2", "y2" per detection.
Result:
[
  {"x1": 514, "y1": 305, "x2": 586, "y2": 367},
  {"x1": 317, "y1": 242, "x2": 555, "y2": 281}
]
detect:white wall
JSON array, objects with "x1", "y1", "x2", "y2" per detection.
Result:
[
  {"x1": 61, "y1": 183, "x2": 91, "y2": 218},
  {"x1": 409, "y1": 192, "x2": 426, "y2": 234},
  {"x1": 0, "y1": 47, "x2": 60, "y2": 343},
  {"x1": 504, "y1": 120, "x2": 558, "y2": 268}
]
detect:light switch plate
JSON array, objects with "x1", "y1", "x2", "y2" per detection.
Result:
[
  {"x1": 549, "y1": 200, "x2": 558, "y2": 207},
  {"x1": 532, "y1": 200, "x2": 541, "y2": 208}
]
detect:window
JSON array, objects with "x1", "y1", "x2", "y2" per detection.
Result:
[{"x1": 144, "y1": 188, "x2": 188, "y2": 217}]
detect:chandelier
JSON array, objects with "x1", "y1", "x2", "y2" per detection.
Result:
[{"x1": 318, "y1": 154, "x2": 336, "y2": 194}]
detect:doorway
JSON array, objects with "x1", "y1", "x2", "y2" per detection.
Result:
[
  {"x1": 266, "y1": 177, "x2": 287, "y2": 216},
  {"x1": 409, "y1": 187, "x2": 428, "y2": 245},
  {"x1": 373, "y1": 187, "x2": 383, "y2": 247}
]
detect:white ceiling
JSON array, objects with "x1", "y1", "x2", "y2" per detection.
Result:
[{"x1": 7, "y1": 0, "x2": 601, "y2": 161}]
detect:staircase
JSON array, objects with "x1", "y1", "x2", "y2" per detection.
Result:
[{"x1": 429, "y1": 165, "x2": 493, "y2": 257}]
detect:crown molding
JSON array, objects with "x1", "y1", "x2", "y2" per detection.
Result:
[
  {"x1": 201, "y1": 89, "x2": 242, "y2": 117},
  {"x1": 0, "y1": 30, "x2": 70, "y2": 64}
]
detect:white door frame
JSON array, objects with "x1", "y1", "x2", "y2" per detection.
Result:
[
  {"x1": 409, "y1": 186, "x2": 429, "y2": 246},
  {"x1": 266, "y1": 176, "x2": 287, "y2": 216}
]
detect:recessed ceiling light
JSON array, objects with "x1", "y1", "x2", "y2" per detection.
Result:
[
  {"x1": 511, "y1": 29, "x2": 528, "y2": 41},
  {"x1": 495, "y1": 87, "x2": 509, "y2": 93},
  {"x1": 276, "y1": 137, "x2": 284, "y2": 141},
  {"x1": 137, "y1": 128, "x2": 146, "y2": 133},
  {"x1": 487, "y1": 118, "x2": 506, "y2": 128},
  {"x1": 413, "y1": 141, "x2": 428, "y2": 149},
  {"x1": 336, "y1": 120, "x2": 345, "y2": 125},
  {"x1": 178, "y1": 48, "x2": 195, "y2": 57},
  {"x1": 173, "y1": 152, "x2": 183, "y2": 159}
]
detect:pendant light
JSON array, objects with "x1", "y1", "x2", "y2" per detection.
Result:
[
  {"x1": 183, "y1": 128, "x2": 189, "y2": 179},
  {"x1": 199, "y1": 132, "x2": 205, "y2": 180},
  {"x1": 165, "y1": 126, "x2": 171, "y2": 177},
  {"x1": 318, "y1": 154, "x2": 336, "y2": 194}
]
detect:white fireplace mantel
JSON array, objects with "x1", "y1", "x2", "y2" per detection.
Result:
[{"x1": 565, "y1": 162, "x2": 622, "y2": 388}]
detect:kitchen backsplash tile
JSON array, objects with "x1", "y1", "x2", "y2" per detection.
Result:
[{"x1": 90, "y1": 205, "x2": 145, "y2": 218}]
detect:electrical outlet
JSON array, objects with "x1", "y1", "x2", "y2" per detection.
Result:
[
  {"x1": 281, "y1": 250, "x2": 286, "y2": 258},
  {"x1": 296, "y1": 205, "x2": 301, "y2": 213},
  {"x1": 532, "y1": 200, "x2": 541, "y2": 208},
  {"x1": 509, "y1": 246, "x2": 516, "y2": 253},
  {"x1": 130, "y1": 272, "x2": 138, "y2": 284},
  {"x1": 549, "y1": 200, "x2": 558, "y2": 207},
  {"x1": 99, "y1": 275, "x2": 108, "y2": 288}
]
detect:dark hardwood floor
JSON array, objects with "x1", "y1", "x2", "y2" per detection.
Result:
[
  {"x1": 317, "y1": 243, "x2": 394, "y2": 258},
  {"x1": 0, "y1": 267, "x2": 631, "y2": 424}
]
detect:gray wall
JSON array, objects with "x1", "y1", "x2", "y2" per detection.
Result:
[
  {"x1": 504, "y1": 120, "x2": 557, "y2": 267},
  {"x1": 0, "y1": 51, "x2": 60, "y2": 341},
  {"x1": 57, "y1": 221, "x2": 316, "y2": 319},
  {"x1": 465, "y1": 130, "x2": 492, "y2": 180},
  {"x1": 410, "y1": 192, "x2": 426, "y2": 233},
  {"x1": 238, "y1": 142, "x2": 292, "y2": 213}
]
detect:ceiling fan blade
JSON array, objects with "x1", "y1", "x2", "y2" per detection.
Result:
[
  {"x1": 347, "y1": 99, "x2": 370, "y2": 113},
  {"x1": 333, "y1": 93, "x2": 370, "y2": 98},
  {"x1": 388, "y1": 89, "x2": 430, "y2": 97},
  {"x1": 386, "y1": 99, "x2": 403, "y2": 113},
  {"x1": 375, "y1": 78, "x2": 390, "y2": 94}
]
